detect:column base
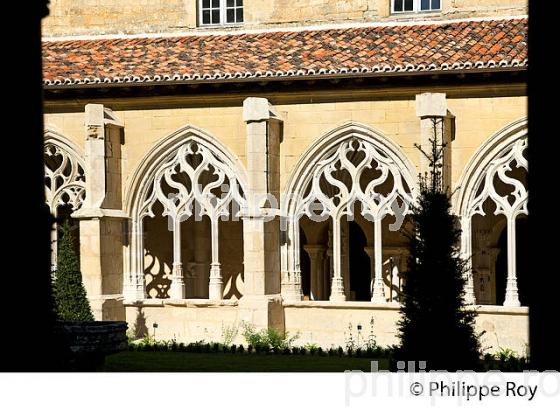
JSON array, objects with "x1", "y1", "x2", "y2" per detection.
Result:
[
  {"x1": 329, "y1": 293, "x2": 346, "y2": 302},
  {"x1": 329, "y1": 276, "x2": 345, "y2": 301},
  {"x1": 503, "y1": 298, "x2": 521, "y2": 307},
  {"x1": 238, "y1": 295, "x2": 284, "y2": 333},
  {"x1": 281, "y1": 282, "x2": 303, "y2": 302},
  {"x1": 504, "y1": 282, "x2": 520, "y2": 307},
  {"x1": 208, "y1": 281, "x2": 223, "y2": 300},
  {"x1": 208, "y1": 263, "x2": 223, "y2": 300},
  {"x1": 123, "y1": 279, "x2": 146, "y2": 302},
  {"x1": 371, "y1": 283, "x2": 386, "y2": 303}
]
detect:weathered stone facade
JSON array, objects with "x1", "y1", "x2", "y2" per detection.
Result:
[
  {"x1": 43, "y1": 1, "x2": 529, "y2": 354},
  {"x1": 43, "y1": 0, "x2": 527, "y2": 37}
]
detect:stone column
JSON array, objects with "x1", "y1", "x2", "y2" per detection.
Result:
[
  {"x1": 303, "y1": 244, "x2": 325, "y2": 301},
  {"x1": 239, "y1": 97, "x2": 284, "y2": 333},
  {"x1": 329, "y1": 215, "x2": 346, "y2": 301},
  {"x1": 415, "y1": 93, "x2": 455, "y2": 192},
  {"x1": 74, "y1": 104, "x2": 128, "y2": 320},
  {"x1": 169, "y1": 217, "x2": 185, "y2": 299},
  {"x1": 208, "y1": 218, "x2": 223, "y2": 300},
  {"x1": 363, "y1": 245, "x2": 375, "y2": 300},
  {"x1": 370, "y1": 219, "x2": 386, "y2": 303},
  {"x1": 126, "y1": 218, "x2": 146, "y2": 301},
  {"x1": 504, "y1": 217, "x2": 521, "y2": 307},
  {"x1": 460, "y1": 215, "x2": 477, "y2": 305}
]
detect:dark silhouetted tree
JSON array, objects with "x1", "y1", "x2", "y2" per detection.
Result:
[
  {"x1": 53, "y1": 222, "x2": 94, "y2": 321},
  {"x1": 396, "y1": 118, "x2": 481, "y2": 371}
]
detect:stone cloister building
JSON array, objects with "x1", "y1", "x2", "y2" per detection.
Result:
[{"x1": 42, "y1": 0, "x2": 528, "y2": 352}]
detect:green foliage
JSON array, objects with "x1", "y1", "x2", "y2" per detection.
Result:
[
  {"x1": 480, "y1": 348, "x2": 528, "y2": 371},
  {"x1": 396, "y1": 125, "x2": 481, "y2": 371},
  {"x1": 221, "y1": 322, "x2": 239, "y2": 347},
  {"x1": 52, "y1": 222, "x2": 94, "y2": 321},
  {"x1": 495, "y1": 347, "x2": 517, "y2": 361},
  {"x1": 241, "y1": 322, "x2": 299, "y2": 351}
]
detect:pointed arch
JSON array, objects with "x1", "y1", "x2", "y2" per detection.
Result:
[
  {"x1": 281, "y1": 121, "x2": 417, "y2": 303},
  {"x1": 44, "y1": 127, "x2": 86, "y2": 272},
  {"x1": 125, "y1": 124, "x2": 248, "y2": 218},
  {"x1": 284, "y1": 121, "x2": 417, "y2": 217},
  {"x1": 453, "y1": 117, "x2": 528, "y2": 307},
  {"x1": 453, "y1": 117, "x2": 528, "y2": 219},
  {"x1": 124, "y1": 124, "x2": 248, "y2": 301},
  {"x1": 43, "y1": 127, "x2": 86, "y2": 213}
]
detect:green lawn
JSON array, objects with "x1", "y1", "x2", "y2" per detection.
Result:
[{"x1": 102, "y1": 351, "x2": 389, "y2": 372}]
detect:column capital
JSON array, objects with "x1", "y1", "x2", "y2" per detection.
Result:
[
  {"x1": 303, "y1": 244, "x2": 326, "y2": 256},
  {"x1": 415, "y1": 92, "x2": 448, "y2": 118},
  {"x1": 243, "y1": 97, "x2": 282, "y2": 123}
]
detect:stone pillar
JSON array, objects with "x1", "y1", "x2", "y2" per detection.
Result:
[
  {"x1": 363, "y1": 245, "x2": 375, "y2": 299},
  {"x1": 208, "y1": 218, "x2": 223, "y2": 300},
  {"x1": 169, "y1": 217, "x2": 185, "y2": 299},
  {"x1": 239, "y1": 97, "x2": 284, "y2": 332},
  {"x1": 370, "y1": 219, "x2": 386, "y2": 303},
  {"x1": 74, "y1": 104, "x2": 127, "y2": 320},
  {"x1": 504, "y1": 217, "x2": 521, "y2": 307},
  {"x1": 415, "y1": 93, "x2": 455, "y2": 192},
  {"x1": 329, "y1": 216, "x2": 346, "y2": 301},
  {"x1": 303, "y1": 244, "x2": 325, "y2": 301},
  {"x1": 126, "y1": 218, "x2": 146, "y2": 301},
  {"x1": 460, "y1": 215, "x2": 477, "y2": 305}
]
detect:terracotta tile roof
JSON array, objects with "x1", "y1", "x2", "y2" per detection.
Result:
[{"x1": 42, "y1": 17, "x2": 527, "y2": 88}]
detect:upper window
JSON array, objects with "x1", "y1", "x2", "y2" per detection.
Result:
[
  {"x1": 392, "y1": 0, "x2": 441, "y2": 13},
  {"x1": 199, "y1": 0, "x2": 244, "y2": 26}
]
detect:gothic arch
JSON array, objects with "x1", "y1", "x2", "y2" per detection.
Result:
[
  {"x1": 454, "y1": 117, "x2": 528, "y2": 306},
  {"x1": 124, "y1": 125, "x2": 248, "y2": 301},
  {"x1": 454, "y1": 117, "x2": 528, "y2": 218},
  {"x1": 125, "y1": 125, "x2": 248, "y2": 216},
  {"x1": 281, "y1": 121, "x2": 417, "y2": 302},
  {"x1": 44, "y1": 127, "x2": 86, "y2": 271},
  {"x1": 44, "y1": 127, "x2": 86, "y2": 213}
]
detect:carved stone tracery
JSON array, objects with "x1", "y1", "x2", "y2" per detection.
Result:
[{"x1": 44, "y1": 142, "x2": 86, "y2": 213}]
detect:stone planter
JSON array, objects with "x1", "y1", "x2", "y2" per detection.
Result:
[{"x1": 54, "y1": 321, "x2": 128, "y2": 370}]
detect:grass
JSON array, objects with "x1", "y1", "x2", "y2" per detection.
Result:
[{"x1": 102, "y1": 351, "x2": 389, "y2": 372}]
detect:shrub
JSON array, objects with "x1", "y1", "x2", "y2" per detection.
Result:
[
  {"x1": 52, "y1": 222, "x2": 94, "y2": 321},
  {"x1": 241, "y1": 322, "x2": 299, "y2": 352},
  {"x1": 396, "y1": 125, "x2": 481, "y2": 371},
  {"x1": 221, "y1": 323, "x2": 239, "y2": 347}
]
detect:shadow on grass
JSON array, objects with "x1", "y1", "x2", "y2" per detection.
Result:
[{"x1": 102, "y1": 351, "x2": 389, "y2": 372}]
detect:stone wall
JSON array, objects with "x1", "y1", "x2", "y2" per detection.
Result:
[
  {"x1": 125, "y1": 301, "x2": 529, "y2": 354},
  {"x1": 283, "y1": 303, "x2": 529, "y2": 354},
  {"x1": 43, "y1": 0, "x2": 528, "y2": 37},
  {"x1": 44, "y1": 93, "x2": 527, "y2": 199},
  {"x1": 125, "y1": 300, "x2": 243, "y2": 343}
]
